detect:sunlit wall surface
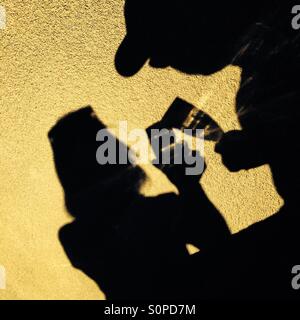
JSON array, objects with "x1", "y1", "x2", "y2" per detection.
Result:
[{"x1": 0, "y1": 0, "x2": 282, "y2": 300}]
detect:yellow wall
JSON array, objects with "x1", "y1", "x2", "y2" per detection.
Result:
[{"x1": 0, "y1": 0, "x2": 283, "y2": 300}]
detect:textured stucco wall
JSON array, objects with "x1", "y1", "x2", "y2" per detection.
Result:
[{"x1": 0, "y1": 0, "x2": 283, "y2": 300}]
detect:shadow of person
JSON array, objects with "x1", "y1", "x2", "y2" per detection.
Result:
[
  {"x1": 49, "y1": 105, "x2": 234, "y2": 299},
  {"x1": 49, "y1": 106, "x2": 233, "y2": 299},
  {"x1": 202, "y1": 16, "x2": 300, "y2": 299},
  {"x1": 112, "y1": 0, "x2": 300, "y2": 300},
  {"x1": 48, "y1": 107, "x2": 204, "y2": 299},
  {"x1": 184, "y1": 105, "x2": 300, "y2": 298},
  {"x1": 49, "y1": 0, "x2": 300, "y2": 300}
]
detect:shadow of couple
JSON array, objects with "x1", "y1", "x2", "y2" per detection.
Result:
[{"x1": 48, "y1": 0, "x2": 300, "y2": 299}]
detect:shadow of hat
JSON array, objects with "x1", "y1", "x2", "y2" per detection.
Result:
[
  {"x1": 115, "y1": 0, "x2": 180, "y2": 77},
  {"x1": 115, "y1": 0, "x2": 155, "y2": 77},
  {"x1": 115, "y1": 34, "x2": 150, "y2": 77}
]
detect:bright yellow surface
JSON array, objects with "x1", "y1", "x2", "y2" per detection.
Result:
[{"x1": 0, "y1": 0, "x2": 283, "y2": 300}]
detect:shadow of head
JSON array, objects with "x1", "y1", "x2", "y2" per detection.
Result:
[
  {"x1": 48, "y1": 106, "x2": 146, "y2": 219},
  {"x1": 115, "y1": 0, "x2": 273, "y2": 76}
]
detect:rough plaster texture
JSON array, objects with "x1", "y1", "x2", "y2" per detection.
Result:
[{"x1": 0, "y1": 0, "x2": 283, "y2": 300}]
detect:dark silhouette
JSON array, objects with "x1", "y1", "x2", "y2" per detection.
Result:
[
  {"x1": 115, "y1": 0, "x2": 280, "y2": 76},
  {"x1": 48, "y1": 107, "x2": 229, "y2": 299},
  {"x1": 49, "y1": 0, "x2": 300, "y2": 299}
]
